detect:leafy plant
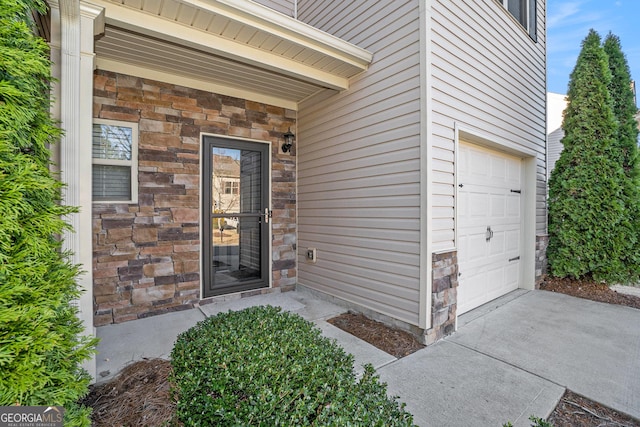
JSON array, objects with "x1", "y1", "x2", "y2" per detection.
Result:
[
  {"x1": 0, "y1": 0, "x2": 97, "y2": 425},
  {"x1": 548, "y1": 29, "x2": 639, "y2": 283},
  {"x1": 603, "y1": 32, "x2": 640, "y2": 278},
  {"x1": 171, "y1": 305, "x2": 415, "y2": 426},
  {"x1": 503, "y1": 415, "x2": 553, "y2": 427}
]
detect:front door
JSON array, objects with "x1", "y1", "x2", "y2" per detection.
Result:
[{"x1": 202, "y1": 136, "x2": 270, "y2": 297}]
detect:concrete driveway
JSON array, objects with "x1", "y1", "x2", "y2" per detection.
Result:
[{"x1": 378, "y1": 290, "x2": 640, "y2": 426}]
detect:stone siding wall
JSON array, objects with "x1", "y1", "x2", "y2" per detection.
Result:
[
  {"x1": 92, "y1": 70, "x2": 296, "y2": 326},
  {"x1": 425, "y1": 250, "x2": 458, "y2": 345},
  {"x1": 535, "y1": 234, "x2": 549, "y2": 287}
]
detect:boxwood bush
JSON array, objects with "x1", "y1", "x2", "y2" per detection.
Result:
[{"x1": 171, "y1": 305, "x2": 415, "y2": 426}]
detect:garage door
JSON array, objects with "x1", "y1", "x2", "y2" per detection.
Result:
[{"x1": 457, "y1": 142, "x2": 522, "y2": 314}]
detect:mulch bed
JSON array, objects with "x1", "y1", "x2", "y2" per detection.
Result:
[
  {"x1": 540, "y1": 276, "x2": 640, "y2": 309},
  {"x1": 548, "y1": 390, "x2": 639, "y2": 427},
  {"x1": 327, "y1": 312, "x2": 425, "y2": 358},
  {"x1": 82, "y1": 358, "x2": 180, "y2": 427}
]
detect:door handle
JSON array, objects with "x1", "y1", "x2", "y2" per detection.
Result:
[
  {"x1": 264, "y1": 208, "x2": 272, "y2": 224},
  {"x1": 486, "y1": 226, "x2": 494, "y2": 242}
]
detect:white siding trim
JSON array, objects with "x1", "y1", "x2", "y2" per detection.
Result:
[{"x1": 419, "y1": 0, "x2": 433, "y2": 330}]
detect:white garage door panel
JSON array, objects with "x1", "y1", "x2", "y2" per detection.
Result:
[{"x1": 457, "y1": 142, "x2": 522, "y2": 315}]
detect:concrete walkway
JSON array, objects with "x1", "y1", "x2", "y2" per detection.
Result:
[{"x1": 95, "y1": 288, "x2": 640, "y2": 426}]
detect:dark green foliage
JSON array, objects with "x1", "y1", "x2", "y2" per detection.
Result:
[
  {"x1": 0, "y1": 0, "x2": 97, "y2": 425},
  {"x1": 171, "y1": 306, "x2": 415, "y2": 426},
  {"x1": 548, "y1": 30, "x2": 638, "y2": 283},
  {"x1": 603, "y1": 33, "x2": 640, "y2": 273},
  {"x1": 603, "y1": 33, "x2": 640, "y2": 179},
  {"x1": 503, "y1": 416, "x2": 553, "y2": 427}
]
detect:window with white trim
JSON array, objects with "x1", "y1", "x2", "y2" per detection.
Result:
[
  {"x1": 498, "y1": 0, "x2": 537, "y2": 42},
  {"x1": 92, "y1": 119, "x2": 138, "y2": 203},
  {"x1": 224, "y1": 180, "x2": 239, "y2": 195}
]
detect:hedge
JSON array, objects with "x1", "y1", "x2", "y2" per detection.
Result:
[
  {"x1": 0, "y1": 0, "x2": 97, "y2": 425},
  {"x1": 171, "y1": 305, "x2": 415, "y2": 426}
]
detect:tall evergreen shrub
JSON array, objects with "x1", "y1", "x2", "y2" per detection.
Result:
[
  {"x1": 603, "y1": 33, "x2": 640, "y2": 179},
  {"x1": 603, "y1": 33, "x2": 640, "y2": 276},
  {"x1": 0, "y1": 0, "x2": 97, "y2": 425},
  {"x1": 548, "y1": 29, "x2": 633, "y2": 283}
]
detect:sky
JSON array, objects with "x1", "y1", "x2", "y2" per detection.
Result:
[{"x1": 547, "y1": 0, "x2": 640, "y2": 95}]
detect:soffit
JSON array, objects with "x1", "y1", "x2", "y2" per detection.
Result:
[{"x1": 89, "y1": 0, "x2": 373, "y2": 109}]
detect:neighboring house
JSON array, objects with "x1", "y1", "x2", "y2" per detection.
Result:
[
  {"x1": 211, "y1": 153, "x2": 241, "y2": 214},
  {"x1": 547, "y1": 92, "x2": 568, "y2": 180},
  {"x1": 41, "y1": 0, "x2": 546, "y2": 379}
]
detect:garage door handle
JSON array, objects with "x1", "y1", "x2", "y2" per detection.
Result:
[{"x1": 485, "y1": 226, "x2": 493, "y2": 242}]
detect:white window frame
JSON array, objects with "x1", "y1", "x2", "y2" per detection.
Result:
[
  {"x1": 224, "y1": 180, "x2": 239, "y2": 195},
  {"x1": 497, "y1": 0, "x2": 537, "y2": 42},
  {"x1": 92, "y1": 118, "x2": 139, "y2": 204}
]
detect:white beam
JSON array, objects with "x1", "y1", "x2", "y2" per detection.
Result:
[
  {"x1": 89, "y1": 0, "x2": 361, "y2": 91},
  {"x1": 186, "y1": 0, "x2": 372, "y2": 68},
  {"x1": 97, "y1": 57, "x2": 302, "y2": 110}
]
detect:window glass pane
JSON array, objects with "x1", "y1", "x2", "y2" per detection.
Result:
[
  {"x1": 507, "y1": 0, "x2": 527, "y2": 27},
  {"x1": 93, "y1": 165, "x2": 131, "y2": 201},
  {"x1": 212, "y1": 149, "x2": 241, "y2": 213},
  {"x1": 92, "y1": 124, "x2": 132, "y2": 160},
  {"x1": 239, "y1": 150, "x2": 262, "y2": 214},
  {"x1": 528, "y1": 0, "x2": 537, "y2": 41}
]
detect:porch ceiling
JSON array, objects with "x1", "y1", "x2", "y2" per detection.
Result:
[{"x1": 89, "y1": 0, "x2": 373, "y2": 109}]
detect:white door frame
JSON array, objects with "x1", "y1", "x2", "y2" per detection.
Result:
[{"x1": 454, "y1": 125, "x2": 537, "y2": 313}]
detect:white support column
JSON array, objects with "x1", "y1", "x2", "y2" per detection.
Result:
[
  {"x1": 418, "y1": 0, "x2": 433, "y2": 331},
  {"x1": 49, "y1": 0, "x2": 104, "y2": 381}
]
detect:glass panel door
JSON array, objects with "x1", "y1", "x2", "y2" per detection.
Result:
[{"x1": 202, "y1": 137, "x2": 270, "y2": 297}]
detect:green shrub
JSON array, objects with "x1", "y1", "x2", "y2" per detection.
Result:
[
  {"x1": 503, "y1": 416, "x2": 553, "y2": 427},
  {"x1": 603, "y1": 32, "x2": 640, "y2": 278},
  {"x1": 171, "y1": 305, "x2": 415, "y2": 426},
  {"x1": 548, "y1": 29, "x2": 637, "y2": 283},
  {"x1": 0, "y1": 0, "x2": 97, "y2": 425}
]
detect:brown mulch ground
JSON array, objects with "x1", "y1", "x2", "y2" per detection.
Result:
[
  {"x1": 548, "y1": 390, "x2": 640, "y2": 427},
  {"x1": 540, "y1": 276, "x2": 640, "y2": 309},
  {"x1": 84, "y1": 278, "x2": 640, "y2": 426},
  {"x1": 82, "y1": 358, "x2": 180, "y2": 427},
  {"x1": 327, "y1": 312, "x2": 425, "y2": 358}
]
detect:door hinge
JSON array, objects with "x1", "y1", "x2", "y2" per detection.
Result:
[
  {"x1": 508, "y1": 256, "x2": 520, "y2": 262},
  {"x1": 264, "y1": 208, "x2": 272, "y2": 224},
  {"x1": 510, "y1": 189, "x2": 521, "y2": 194}
]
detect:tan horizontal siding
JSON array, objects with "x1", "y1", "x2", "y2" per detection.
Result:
[
  {"x1": 431, "y1": 0, "x2": 547, "y2": 247},
  {"x1": 297, "y1": 0, "x2": 422, "y2": 326},
  {"x1": 254, "y1": 0, "x2": 294, "y2": 16}
]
